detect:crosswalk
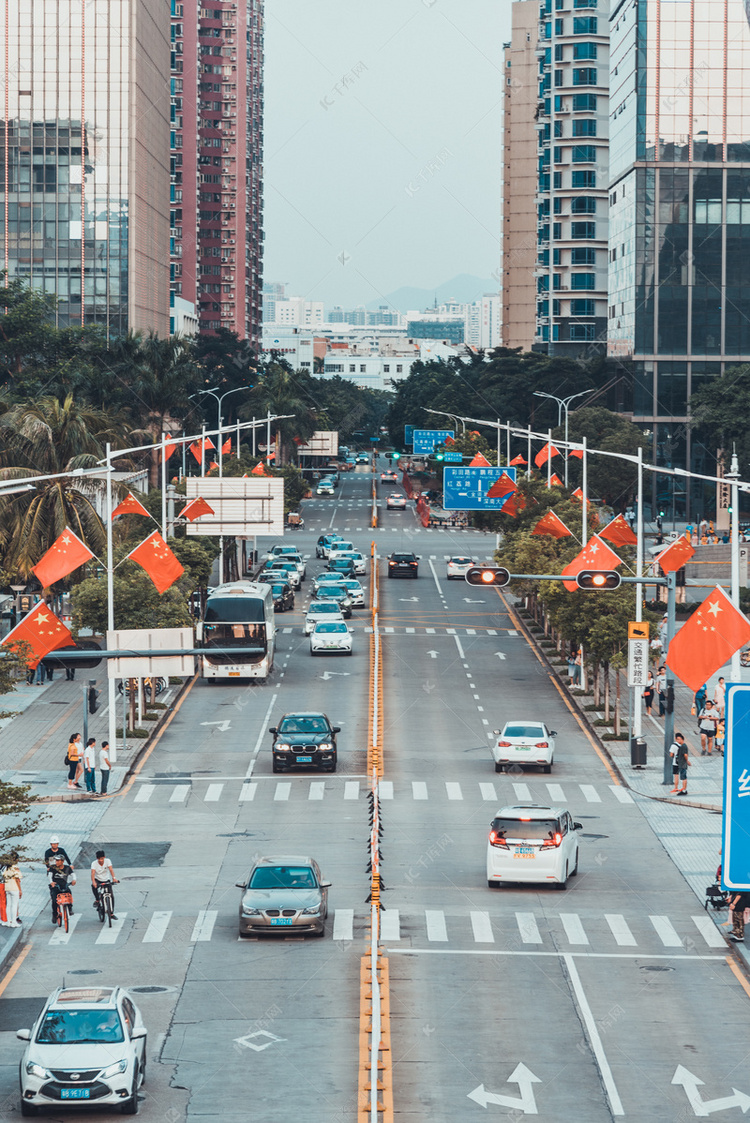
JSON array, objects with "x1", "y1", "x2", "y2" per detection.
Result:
[
  {"x1": 46, "y1": 906, "x2": 728, "y2": 952},
  {"x1": 278, "y1": 627, "x2": 520, "y2": 636},
  {"x1": 129, "y1": 778, "x2": 634, "y2": 807}
]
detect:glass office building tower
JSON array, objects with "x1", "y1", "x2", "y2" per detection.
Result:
[
  {"x1": 608, "y1": 0, "x2": 750, "y2": 514},
  {"x1": 0, "y1": 1, "x2": 171, "y2": 336}
]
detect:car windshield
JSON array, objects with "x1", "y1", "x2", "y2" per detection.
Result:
[
  {"x1": 278, "y1": 716, "x2": 330, "y2": 733},
  {"x1": 37, "y1": 1009, "x2": 124, "y2": 1045},
  {"x1": 315, "y1": 622, "x2": 348, "y2": 634},
  {"x1": 503, "y1": 725, "x2": 546, "y2": 739},
  {"x1": 342, "y1": 581, "x2": 361, "y2": 590},
  {"x1": 392, "y1": 554, "x2": 415, "y2": 562},
  {"x1": 491, "y1": 817, "x2": 560, "y2": 841},
  {"x1": 249, "y1": 866, "x2": 318, "y2": 890},
  {"x1": 270, "y1": 585, "x2": 285, "y2": 595},
  {"x1": 309, "y1": 603, "x2": 340, "y2": 614},
  {"x1": 319, "y1": 587, "x2": 346, "y2": 597},
  {"x1": 451, "y1": 557, "x2": 472, "y2": 565}
]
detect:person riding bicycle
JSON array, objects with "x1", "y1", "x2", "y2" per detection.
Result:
[
  {"x1": 48, "y1": 855, "x2": 75, "y2": 924},
  {"x1": 91, "y1": 850, "x2": 119, "y2": 920}
]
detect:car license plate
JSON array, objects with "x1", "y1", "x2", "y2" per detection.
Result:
[
  {"x1": 61, "y1": 1089, "x2": 91, "y2": 1099},
  {"x1": 271, "y1": 917, "x2": 293, "y2": 926},
  {"x1": 515, "y1": 746, "x2": 531, "y2": 751},
  {"x1": 514, "y1": 847, "x2": 534, "y2": 858},
  {"x1": 297, "y1": 755, "x2": 312, "y2": 762}
]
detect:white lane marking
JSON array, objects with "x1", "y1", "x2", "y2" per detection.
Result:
[
  {"x1": 580, "y1": 784, "x2": 601, "y2": 803},
  {"x1": 605, "y1": 914, "x2": 637, "y2": 946},
  {"x1": 453, "y1": 635, "x2": 465, "y2": 660},
  {"x1": 274, "y1": 783, "x2": 291, "y2": 801},
  {"x1": 560, "y1": 913, "x2": 589, "y2": 945},
  {"x1": 480, "y1": 783, "x2": 497, "y2": 801},
  {"x1": 143, "y1": 911, "x2": 172, "y2": 944},
  {"x1": 170, "y1": 786, "x2": 189, "y2": 803},
  {"x1": 446, "y1": 628, "x2": 456, "y2": 634},
  {"x1": 446, "y1": 782, "x2": 463, "y2": 800},
  {"x1": 405, "y1": 627, "x2": 415, "y2": 634},
  {"x1": 246, "y1": 692, "x2": 278, "y2": 778},
  {"x1": 466, "y1": 629, "x2": 476, "y2": 635},
  {"x1": 425, "y1": 628, "x2": 436, "y2": 634},
  {"x1": 379, "y1": 781, "x2": 394, "y2": 800},
  {"x1": 546, "y1": 783, "x2": 566, "y2": 801},
  {"x1": 425, "y1": 910, "x2": 448, "y2": 942},
  {"x1": 412, "y1": 782, "x2": 428, "y2": 800},
  {"x1": 650, "y1": 915, "x2": 682, "y2": 947},
  {"x1": 239, "y1": 783, "x2": 257, "y2": 802},
  {"x1": 282, "y1": 627, "x2": 292, "y2": 634},
  {"x1": 507, "y1": 629, "x2": 518, "y2": 635},
  {"x1": 308, "y1": 782, "x2": 325, "y2": 800},
  {"x1": 95, "y1": 913, "x2": 127, "y2": 945},
  {"x1": 487, "y1": 629, "x2": 497, "y2": 635},
  {"x1": 691, "y1": 914, "x2": 726, "y2": 948},
  {"x1": 428, "y1": 558, "x2": 444, "y2": 600},
  {"x1": 609, "y1": 785, "x2": 634, "y2": 804},
  {"x1": 191, "y1": 910, "x2": 218, "y2": 942},
  {"x1": 134, "y1": 785, "x2": 154, "y2": 804},
  {"x1": 204, "y1": 784, "x2": 223, "y2": 802},
  {"x1": 344, "y1": 781, "x2": 360, "y2": 800},
  {"x1": 380, "y1": 910, "x2": 400, "y2": 941},
  {"x1": 512, "y1": 782, "x2": 531, "y2": 801},
  {"x1": 471, "y1": 911, "x2": 495, "y2": 943},
  {"x1": 384, "y1": 627, "x2": 394, "y2": 634},
  {"x1": 333, "y1": 909, "x2": 354, "y2": 941},
  {"x1": 563, "y1": 954, "x2": 625, "y2": 1115},
  {"x1": 49, "y1": 914, "x2": 81, "y2": 945},
  {"x1": 516, "y1": 912, "x2": 543, "y2": 944}
]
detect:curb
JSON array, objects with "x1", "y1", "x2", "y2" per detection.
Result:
[{"x1": 0, "y1": 922, "x2": 26, "y2": 977}]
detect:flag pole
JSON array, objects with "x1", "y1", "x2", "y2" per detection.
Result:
[
  {"x1": 496, "y1": 419, "x2": 500, "y2": 468},
  {"x1": 105, "y1": 443, "x2": 117, "y2": 765},
  {"x1": 201, "y1": 424, "x2": 206, "y2": 478},
  {"x1": 161, "y1": 433, "x2": 167, "y2": 540},
  {"x1": 633, "y1": 445, "x2": 644, "y2": 744},
  {"x1": 729, "y1": 449, "x2": 741, "y2": 683},
  {"x1": 581, "y1": 435, "x2": 588, "y2": 542},
  {"x1": 236, "y1": 418, "x2": 240, "y2": 459},
  {"x1": 526, "y1": 427, "x2": 532, "y2": 479},
  {"x1": 547, "y1": 428, "x2": 552, "y2": 489},
  {"x1": 662, "y1": 571, "x2": 677, "y2": 785}
]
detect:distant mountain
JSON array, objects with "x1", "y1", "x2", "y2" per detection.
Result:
[{"x1": 365, "y1": 274, "x2": 497, "y2": 314}]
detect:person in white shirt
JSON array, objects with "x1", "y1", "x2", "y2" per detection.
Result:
[
  {"x1": 99, "y1": 741, "x2": 111, "y2": 795},
  {"x1": 83, "y1": 738, "x2": 97, "y2": 794},
  {"x1": 90, "y1": 850, "x2": 118, "y2": 919},
  {"x1": 713, "y1": 676, "x2": 726, "y2": 718}
]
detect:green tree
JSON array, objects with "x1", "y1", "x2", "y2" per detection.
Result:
[
  {"x1": 0, "y1": 779, "x2": 47, "y2": 865},
  {"x1": 554, "y1": 407, "x2": 649, "y2": 509},
  {"x1": 244, "y1": 361, "x2": 317, "y2": 465},
  {"x1": 689, "y1": 363, "x2": 750, "y2": 475},
  {"x1": 126, "y1": 332, "x2": 200, "y2": 487}
]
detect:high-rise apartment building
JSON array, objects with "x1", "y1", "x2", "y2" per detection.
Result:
[
  {"x1": 171, "y1": 0, "x2": 264, "y2": 349},
  {"x1": 608, "y1": 0, "x2": 750, "y2": 514},
  {"x1": 1, "y1": 0, "x2": 171, "y2": 335}
]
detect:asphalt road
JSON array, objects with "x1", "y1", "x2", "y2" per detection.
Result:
[{"x1": 0, "y1": 464, "x2": 748, "y2": 1122}]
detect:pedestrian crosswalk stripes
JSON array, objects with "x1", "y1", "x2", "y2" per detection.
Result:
[{"x1": 47, "y1": 908, "x2": 728, "y2": 952}]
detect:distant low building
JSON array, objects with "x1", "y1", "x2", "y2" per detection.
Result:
[{"x1": 407, "y1": 320, "x2": 465, "y2": 344}]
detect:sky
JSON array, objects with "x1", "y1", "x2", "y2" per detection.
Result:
[{"x1": 263, "y1": 1, "x2": 511, "y2": 308}]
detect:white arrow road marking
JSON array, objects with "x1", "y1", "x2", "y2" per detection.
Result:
[
  {"x1": 399, "y1": 597, "x2": 420, "y2": 602},
  {"x1": 495, "y1": 652, "x2": 506, "y2": 660},
  {"x1": 320, "y1": 671, "x2": 351, "y2": 680},
  {"x1": 426, "y1": 650, "x2": 440, "y2": 659},
  {"x1": 201, "y1": 720, "x2": 231, "y2": 732},
  {"x1": 463, "y1": 598, "x2": 486, "y2": 603},
  {"x1": 467, "y1": 1064, "x2": 542, "y2": 1113},
  {"x1": 672, "y1": 1065, "x2": 750, "y2": 1116}
]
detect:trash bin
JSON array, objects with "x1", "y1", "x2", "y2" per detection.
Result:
[{"x1": 631, "y1": 737, "x2": 647, "y2": 768}]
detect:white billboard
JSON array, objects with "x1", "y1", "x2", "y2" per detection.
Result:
[
  {"x1": 106, "y1": 628, "x2": 195, "y2": 678},
  {"x1": 184, "y1": 476, "x2": 285, "y2": 536},
  {"x1": 297, "y1": 430, "x2": 338, "y2": 457}
]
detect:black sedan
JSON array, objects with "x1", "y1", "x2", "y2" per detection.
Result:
[
  {"x1": 269, "y1": 712, "x2": 340, "y2": 773},
  {"x1": 269, "y1": 581, "x2": 295, "y2": 612}
]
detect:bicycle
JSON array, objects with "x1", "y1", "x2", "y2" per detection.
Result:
[
  {"x1": 55, "y1": 889, "x2": 73, "y2": 933},
  {"x1": 95, "y1": 882, "x2": 117, "y2": 927}
]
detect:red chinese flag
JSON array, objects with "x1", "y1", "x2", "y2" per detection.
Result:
[
  {"x1": 600, "y1": 514, "x2": 637, "y2": 547},
  {"x1": 502, "y1": 495, "x2": 519, "y2": 517},
  {"x1": 32, "y1": 529, "x2": 94, "y2": 589},
  {"x1": 532, "y1": 511, "x2": 572, "y2": 539},
  {"x1": 179, "y1": 497, "x2": 215, "y2": 522},
  {"x1": 568, "y1": 448, "x2": 584, "y2": 459},
  {"x1": 160, "y1": 435, "x2": 178, "y2": 462},
  {"x1": 468, "y1": 452, "x2": 492, "y2": 467},
  {"x1": 509, "y1": 454, "x2": 527, "y2": 466},
  {"x1": 534, "y1": 442, "x2": 561, "y2": 468},
  {"x1": 486, "y1": 472, "x2": 517, "y2": 499},
  {"x1": 561, "y1": 534, "x2": 622, "y2": 592},
  {"x1": 251, "y1": 461, "x2": 268, "y2": 476},
  {"x1": 657, "y1": 534, "x2": 696, "y2": 575},
  {"x1": 207, "y1": 461, "x2": 219, "y2": 474},
  {"x1": 572, "y1": 487, "x2": 584, "y2": 501},
  {"x1": 549, "y1": 473, "x2": 563, "y2": 487},
  {"x1": 445, "y1": 435, "x2": 455, "y2": 446},
  {"x1": 128, "y1": 532, "x2": 185, "y2": 594},
  {"x1": 666, "y1": 586, "x2": 750, "y2": 693},
  {"x1": 112, "y1": 491, "x2": 150, "y2": 519},
  {"x1": 2, "y1": 602, "x2": 74, "y2": 669},
  {"x1": 189, "y1": 438, "x2": 215, "y2": 463},
  {"x1": 222, "y1": 437, "x2": 232, "y2": 455}
]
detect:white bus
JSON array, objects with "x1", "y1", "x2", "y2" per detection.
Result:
[{"x1": 197, "y1": 581, "x2": 275, "y2": 682}]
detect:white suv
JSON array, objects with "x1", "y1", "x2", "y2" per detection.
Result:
[
  {"x1": 486, "y1": 804, "x2": 582, "y2": 889},
  {"x1": 491, "y1": 721, "x2": 556, "y2": 773},
  {"x1": 17, "y1": 986, "x2": 147, "y2": 1115}
]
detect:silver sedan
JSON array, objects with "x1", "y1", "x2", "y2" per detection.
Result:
[{"x1": 237, "y1": 856, "x2": 330, "y2": 937}]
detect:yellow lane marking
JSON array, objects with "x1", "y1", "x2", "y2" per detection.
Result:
[
  {"x1": 0, "y1": 940, "x2": 32, "y2": 995},
  {"x1": 727, "y1": 955, "x2": 750, "y2": 1000}
]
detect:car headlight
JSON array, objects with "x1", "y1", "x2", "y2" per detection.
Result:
[
  {"x1": 318, "y1": 742, "x2": 332, "y2": 750},
  {"x1": 25, "y1": 1062, "x2": 51, "y2": 1080},
  {"x1": 276, "y1": 743, "x2": 291, "y2": 751},
  {"x1": 242, "y1": 906, "x2": 261, "y2": 916},
  {"x1": 302, "y1": 905, "x2": 320, "y2": 915},
  {"x1": 100, "y1": 1059, "x2": 128, "y2": 1080}
]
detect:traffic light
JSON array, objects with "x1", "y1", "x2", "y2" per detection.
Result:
[
  {"x1": 434, "y1": 444, "x2": 445, "y2": 461},
  {"x1": 465, "y1": 566, "x2": 511, "y2": 587},
  {"x1": 392, "y1": 451, "x2": 400, "y2": 461},
  {"x1": 88, "y1": 684, "x2": 100, "y2": 714},
  {"x1": 575, "y1": 570, "x2": 622, "y2": 591}
]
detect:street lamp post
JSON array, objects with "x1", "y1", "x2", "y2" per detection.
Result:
[
  {"x1": 193, "y1": 386, "x2": 248, "y2": 475},
  {"x1": 533, "y1": 389, "x2": 595, "y2": 487}
]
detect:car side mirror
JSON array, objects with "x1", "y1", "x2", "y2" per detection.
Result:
[
  {"x1": 492, "y1": 730, "x2": 500, "y2": 736},
  {"x1": 235, "y1": 881, "x2": 246, "y2": 889},
  {"x1": 332, "y1": 726, "x2": 341, "y2": 734},
  {"x1": 16, "y1": 1029, "x2": 30, "y2": 1041},
  {"x1": 348, "y1": 628, "x2": 353, "y2": 633},
  {"x1": 268, "y1": 727, "x2": 277, "y2": 734},
  {"x1": 573, "y1": 823, "x2": 583, "y2": 831},
  {"x1": 320, "y1": 881, "x2": 332, "y2": 888},
  {"x1": 131, "y1": 1027, "x2": 147, "y2": 1040},
  {"x1": 550, "y1": 731, "x2": 557, "y2": 737}
]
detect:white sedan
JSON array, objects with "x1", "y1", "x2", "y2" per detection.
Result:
[
  {"x1": 386, "y1": 493, "x2": 407, "y2": 510},
  {"x1": 491, "y1": 721, "x2": 557, "y2": 774},
  {"x1": 303, "y1": 601, "x2": 346, "y2": 636},
  {"x1": 334, "y1": 551, "x2": 367, "y2": 575},
  {"x1": 339, "y1": 578, "x2": 365, "y2": 607},
  {"x1": 310, "y1": 620, "x2": 353, "y2": 656},
  {"x1": 312, "y1": 573, "x2": 345, "y2": 596},
  {"x1": 446, "y1": 555, "x2": 475, "y2": 580}
]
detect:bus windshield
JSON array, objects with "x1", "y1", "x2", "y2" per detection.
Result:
[{"x1": 203, "y1": 595, "x2": 268, "y2": 664}]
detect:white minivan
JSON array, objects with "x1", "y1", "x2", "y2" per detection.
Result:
[{"x1": 486, "y1": 804, "x2": 582, "y2": 889}]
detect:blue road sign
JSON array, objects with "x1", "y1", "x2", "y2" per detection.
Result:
[
  {"x1": 412, "y1": 429, "x2": 454, "y2": 455},
  {"x1": 404, "y1": 425, "x2": 414, "y2": 446},
  {"x1": 443, "y1": 451, "x2": 463, "y2": 463},
  {"x1": 443, "y1": 466, "x2": 517, "y2": 511},
  {"x1": 722, "y1": 683, "x2": 750, "y2": 889}
]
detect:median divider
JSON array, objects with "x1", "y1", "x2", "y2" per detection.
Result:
[{"x1": 371, "y1": 480, "x2": 378, "y2": 528}]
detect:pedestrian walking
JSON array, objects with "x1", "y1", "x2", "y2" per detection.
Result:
[
  {"x1": 656, "y1": 665, "x2": 667, "y2": 717},
  {"x1": 65, "y1": 659, "x2": 75, "y2": 681},
  {"x1": 699, "y1": 517, "x2": 708, "y2": 539},
  {"x1": 728, "y1": 890, "x2": 750, "y2": 941},
  {"x1": 34, "y1": 661, "x2": 45, "y2": 685},
  {"x1": 83, "y1": 738, "x2": 97, "y2": 794},
  {"x1": 65, "y1": 732, "x2": 82, "y2": 789},
  {"x1": 99, "y1": 741, "x2": 111, "y2": 795},
  {"x1": 669, "y1": 733, "x2": 691, "y2": 794},
  {"x1": 693, "y1": 683, "x2": 707, "y2": 716},
  {"x1": 643, "y1": 670, "x2": 655, "y2": 716},
  {"x1": 713, "y1": 676, "x2": 726, "y2": 718},
  {"x1": 3, "y1": 854, "x2": 22, "y2": 927},
  {"x1": 698, "y1": 700, "x2": 718, "y2": 755}
]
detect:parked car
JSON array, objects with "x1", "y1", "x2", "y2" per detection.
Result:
[
  {"x1": 486, "y1": 804, "x2": 582, "y2": 888},
  {"x1": 310, "y1": 620, "x2": 353, "y2": 656},
  {"x1": 237, "y1": 855, "x2": 330, "y2": 936},
  {"x1": 268, "y1": 711, "x2": 340, "y2": 772},
  {"x1": 387, "y1": 551, "x2": 419, "y2": 578}
]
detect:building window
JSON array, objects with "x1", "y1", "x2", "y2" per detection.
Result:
[
  {"x1": 569, "y1": 323, "x2": 596, "y2": 340},
  {"x1": 571, "y1": 299, "x2": 595, "y2": 316},
  {"x1": 571, "y1": 196, "x2": 597, "y2": 213},
  {"x1": 572, "y1": 169, "x2": 596, "y2": 187},
  {"x1": 360, "y1": 364, "x2": 366, "y2": 373},
  {"x1": 554, "y1": 44, "x2": 563, "y2": 61},
  {"x1": 571, "y1": 273, "x2": 596, "y2": 289},
  {"x1": 573, "y1": 16, "x2": 598, "y2": 33},
  {"x1": 553, "y1": 273, "x2": 562, "y2": 290},
  {"x1": 555, "y1": 18, "x2": 564, "y2": 34},
  {"x1": 573, "y1": 118, "x2": 597, "y2": 137},
  {"x1": 571, "y1": 221, "x2": 596, "y2": 238},
  {"x1": 573, "y1": 42, "x2": 598, "y2": 60},
  {"x1": 574, "y1": 0, "x2": 597, "y2": 7},
  {"x1": 572, "y1": 145, "x2": 597, "y2": 162},
  {"x1": 349, "y1": 364, "x2": 356, "y2": 372},
  {"x1": 571, "y1": 247, "x2": 596, "y2": 264},
  {"x1": 554, "y1": 70, "x2": 564, "y2": 87},
  {"x1": 554, "y1": 120, "x2": 563, "y2": 137},
  {"x1": 554, "y1": 172, "x2": 562, "y2": 189},
  {"x1": 572, "y1": 93, "x2": 597, "y2": 111},
  {"x1": 553, "y1": 248, "x2": 561, "y2": 264},
  {"x1": 383, "y1": 364, "x2": 390, "y2": 372},
  {"x1": 572, "y1": 68, "x2": 598, "y2": 86},
  {"x1": 553, "y1": 299, "x2": 561, "y2": 316},
  {"x1": 396, "y1": 365, "x2": 403, "y2": 373},
  {"x1": 538, "y1": 300, "x2": 549, "y2": 317},
  {"x1": 553, "y1": 222, "x2": 562, "y2": 240}
]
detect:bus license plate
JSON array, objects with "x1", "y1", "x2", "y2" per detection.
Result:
[
  {"x1": 297, "y1": 755, "x2": 312, "y2": 762},
  {"x1": 228, "y1": 671, "x2": 240, "y2": 677},
  {"x1": 61, "y1": 1089, "x2": 91, "y2": 1099}
]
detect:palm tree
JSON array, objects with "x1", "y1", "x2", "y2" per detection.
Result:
[{"x1": 245, "y1": 362, "x2": 317, "y2": 465}]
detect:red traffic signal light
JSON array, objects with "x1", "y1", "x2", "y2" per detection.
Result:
[
  {"x1": 576, "y1": 570, "x2": 621, "y2": 591},
  {"x1": 465, "y1": 566, "x2": 511, "y2": 587}
]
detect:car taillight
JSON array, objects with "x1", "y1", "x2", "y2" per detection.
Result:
[
  {"x1": 497, "y1": 740, "x2": 512, "y2": 748},
  {"x1": 541, "y1": 833, "x2": 563, "y2": 849},
  {"x1": 535, "y1": 742, "x2": 549, "y2": 749},
  {"x1": 489, "y1": 831, "x2": 509, "y2": 849}
]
